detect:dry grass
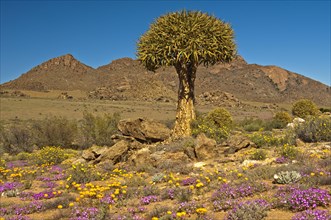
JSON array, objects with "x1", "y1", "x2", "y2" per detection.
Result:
[{"x1": 0, "y1": 90, "x2": 285, "y2": 124}]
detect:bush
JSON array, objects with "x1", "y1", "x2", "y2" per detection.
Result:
[
  {"x1": 66, "y1": 163, "x2": 102, "y2": 184},
  {"x1": 319, "y1": 108, "x2": 331, "y2": 113},
  {"x1": 32, "y1": 116, "x2": 77, "y2": 148},
  {"x1": 205, "y1": 108, "x2": 233, "y2": 128},
  {"x1": 250, "y1": 149, "x2": 267, "y2": 160},
  {"x1": 279, "y1": 144, "x2": 299, "y2": 159},
  {"x1": 192, "y1": 108, "x2": 232, "y2": 142},
  {"x1": 239, "y1": 117, "x2": 265, "y2": 132},
  {"x1": 248, "y1": 131, "x2": 284, "y2": 148},
  {"x1": 80, "y1": 112, "x2": 120, "y2": 147},
  {"x1": 225, "y1": 199, "x2": 270, "y2": 220},
  {"x1": 295, "y1": 116, "x2": 331, "y2": 142},
  {"x1": 33, "y1": 146, "x2": 76, "y2": 165},
  {"x1": 0, "y1": 124, "x2": 34, "y2": 154},
  {"x1": 292, "y1": 99, "x2": 319, "y2": 119},
  {"x1": 270, "y1": 111, "x2": 292, "y2": 129}
]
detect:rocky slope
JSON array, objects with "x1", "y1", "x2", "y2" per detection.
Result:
[{"x1": 1, "y1": 54, "x2": 330, "y2": 106}]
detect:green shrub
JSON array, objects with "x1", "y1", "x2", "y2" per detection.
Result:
[
  {"x1": 0, "y1": 123, "x2": 34, "y2": 154},
  {"x1": 239, "y1": 117, "x2": 265, "y2": 132},
  {"x1": 295, "y1": 116, "x2": 331, "y2": 142},
  {"x1": 206, "y1": 108, "x2": 233, "y2": 128},
  {"x1": 66, "y1": 162, "x2": 102, "y2": 184},
  {"x1": 319, "y1": 108, "x2": 331, "y2": 113},
  {"x1": 270, "y1": 111, "x2": 292, "y2": 129},
  {"x1": 33, "y1": 146, "x2": 76, "y2": 165},
  {"x1": 80, "y1": 112, "x2": 120, "y2": 147},
  {"x1": 248, "y1": 131, "x2": 284, "y2": 148},
  {"x1": 225, "y1": 200, "x2": 270, "y2": 220},
  {"x1": 279, "y1": 144, "x2": 299, "y2": 160},
  {"x1": 292, "y1": 99, "x2": 319, "y2": 119},
  {"x1": 32, "y1": 116, "x2": 77, "y2": 148},
  {"x1": 192, "y1": 108, "x2": 232, "y2": 142},
  {"x1": 250, "y1": 149, "x2": 267, "y2": 160}
]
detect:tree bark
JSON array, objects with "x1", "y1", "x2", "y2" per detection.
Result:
[{"x1": 172, "y1": 62, "x2": 197, "y2": 138}]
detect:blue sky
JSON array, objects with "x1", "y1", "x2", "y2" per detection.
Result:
[{"x1": 1, "y1": 0, "x2": 330, "y2": 86}]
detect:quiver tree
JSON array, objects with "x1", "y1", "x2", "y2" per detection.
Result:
[{"x1": 137, "y1": 10, "x2": 236, "y2": 137}]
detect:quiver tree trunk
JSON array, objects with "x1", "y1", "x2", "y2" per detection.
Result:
[{"x1": 172, "y1": 63, "x2": 197, "y2": 138}]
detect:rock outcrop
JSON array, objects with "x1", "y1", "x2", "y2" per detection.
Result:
[
  {"x1": 118, "y1": 118, "x2": 171, "y2": 142},
  {"x1": 195, "y1": 133, "x2": 217, "y2": 160}
]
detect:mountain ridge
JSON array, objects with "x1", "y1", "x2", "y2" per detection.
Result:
[{"x1": 1, "y1": 54, "x2": 330, "y2": 106}]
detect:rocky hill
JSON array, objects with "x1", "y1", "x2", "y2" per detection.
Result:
[
  {"x1": 1, "y1": 54, "x2": 108, "y2": 91},
  {"x1": 1, "y1": 54, "x2": 330, "y2": 106}
]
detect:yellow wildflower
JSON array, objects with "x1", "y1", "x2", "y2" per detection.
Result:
[
  {"x1": 196, "y1": 207, "x2": 207, "y2": 214},
  {"x1": 176, "y1": 211, "x2": 186, "y2": 217},
  {"x1": 196, "y1": 182, "x2": 204, "y2": 188}
]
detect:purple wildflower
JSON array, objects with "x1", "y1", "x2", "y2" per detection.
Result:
[
  {"x1": 275, "y1": 156, "x2": 290, "y2": 164},
  {"x1": 181, "y1": 177, "x2": 197, "y2": 186},
  {"x1": 274, "y1": 186, "x2": 331, "y2": 211},
  {"x1": 292, "y1": 209, "x2": 331, "y2": 220},
  {"x1": 0, "y1": 182, "x2": 22, "y2": 193},
  {"x1": 70, "y1": 207, "x2": 99, "y2": 220},
  {"x1": 140, "y1": 195, "x2": 158, "y2": 205},
  {"x1": 100, "y1": 194, "x2": 115, "y2": 204},
  {"x1": 178, "y1": 201, "x2": 198, "y2": 214}
]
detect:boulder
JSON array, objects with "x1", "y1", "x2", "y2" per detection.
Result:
[
  {"x1": 151, "y1": 151, "x2": 191, "y2": 168},
  {"x1": 128, "y1": 147, "x2": 152, "y2": 167},
  {"x1": 81, "y1": 150, "x2": 96, "y2": 161},
  {"x1": 96, "y1": 140, "x2": 130, "y2": 164},
  {"x1": 82, "y1": 145, "x2": 108, "y2": 161},
  {"x1": 221, "y1": 133, "x2": 254, "y2": 154},
  {"x1": 118, "y1": 118, "x2": 171, "y2": 142},
  {"x1": 195, "y1": 133, "x2": 217, "y2": 160},
  {"x1": 287, "y1": 117, "x2": 305, "y2": 128}
]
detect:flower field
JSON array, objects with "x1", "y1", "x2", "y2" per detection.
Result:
[
  {"x1": 1, "y1": 107, "x2": 331, "y2": 220},
  {"x1": 0, "y1": 142, "x2": 330, "y2": 220}
]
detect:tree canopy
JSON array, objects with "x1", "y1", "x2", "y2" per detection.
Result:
[{"x1": 137, "y1": 10, "x2": 236, "y2": 71}]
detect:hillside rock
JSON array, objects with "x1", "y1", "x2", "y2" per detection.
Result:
[
  {"x1": 58, "y1": 92, "x2": 73, "y2": 99},
  {"x1": 195, "y1": 133, "x2": 217, "y2": 160},
  {"x1": 197, "y1": 90, "x2": 243, "y2": 107},
  {"x1": 128, "y1": 147, "x2": 152, "y2": 167},
  {"x1": 222, "y1": 133, "x2": 255, "y2": 154},
  {"x1": 95, "y1": 140, "x2": 129, "y2": 164},
  {"x1": 88, "y1": 87, "x2": 125, "y2": 100},
  {"x1": 0, "y1": 90, "x2": 29, "y2": 97},
  {"x1": 82, "y1": 145, "x2": 108, "y2": 161},
  {"x1": 118, "y1": 118, "x2": 171, "y2": 142}
]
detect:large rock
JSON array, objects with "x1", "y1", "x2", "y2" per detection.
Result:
[
  {"x1": 82, "y1": 145, "x2": 108, "y2": 161},
  {"x1": 287, "y1": 117, "x2": 305, "y2": 129},
  {"x1": 128, "y1": 147, "x2": 152, "y2": 167},
  {"x1": 118, "y1": 118, "x2": 171, "y2": 142},
  {"x1": 222, "y1": 133, "x2": 254, "y2": 154},
  {"x1": 151, "y1": 151, "x2": 191, "y2": 168},
  {"x1": 195, "y1": 133, "x2": 217, "y2": 160},
  {"x1": 96, "y1": 140, "x2": 130, "y2": 164}
]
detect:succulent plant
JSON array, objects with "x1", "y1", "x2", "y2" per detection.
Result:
[
  {"x1": 152, "y1": 173, "x2": 165, "y2": 183},
  {"x1": 273, "y1": 171, "x2": 302, "y2": 184}
]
